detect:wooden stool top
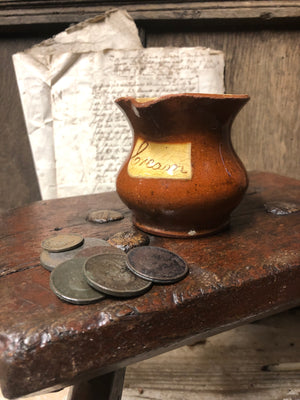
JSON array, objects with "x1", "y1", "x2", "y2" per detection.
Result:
[{"x1": 0, "y1": 171, "x2": 299, "y2": 399}]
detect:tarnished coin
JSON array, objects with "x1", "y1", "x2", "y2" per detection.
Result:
[
  {"x1": 42, "y1": 233, "x2": 84, "y2": 253},
  {"x1": 127, "y1": 246, "x2": 189, "y2": 284},
  {"x1": 50, "y1": 258, "x2": 105, "y2": 305},
  {"x1": 84, "y1": 253, "x2": 152, "y2": 298},
  {"x1": 40, "y1": 237, "x2": 110, "y2": 271},
  {"x1": 87, "y1": 209, "x2": 124, "y2": 224},
  {"x1": 264, "y1": 201, "x2": 300, "y2": 215},
  {"x1": 108, "y1": 229, "x2": 150, "y2": 252}
]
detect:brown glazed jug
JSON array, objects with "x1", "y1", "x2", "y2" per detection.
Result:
[{"x1": 115, "y1": 93, "x2": 250, "y2": 238}]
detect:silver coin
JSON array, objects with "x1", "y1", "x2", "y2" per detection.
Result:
[
  {"x1": 41, "y1": 233, "x2": 84, "y2": 253},
  {"x1": 40, "y1": 237, "x2": 110, "y2": 271},
  {"x1": 50, "y1": 258, "x2": 105, "y2": 305},
  {"x1": 84, "y1": 253, "x2": 152, "y2": 298},
  {"x1": 126, "y1": 246, "x2": 189, "y2": 284}
]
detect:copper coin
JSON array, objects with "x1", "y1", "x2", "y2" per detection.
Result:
[
  {"x1": 50, "y1": 258, "x2": 105, "y2": 305},
  {"x1": 84, "y1": 253, "x2": 152, "y2": 298},
  {"x1": 126, "y1": 246, "x2": 189, "y2": 284},
  {"x1": 40, "y1": 237, "x2": 109, "y2": 271},
  {"x1": 264, "y1": 201, "x2": 299, "y2": 215},
  {"x1": 41, "y1": 233, "x2": 84, "y2": 253},
  {"x1": 87, "y1": 210, "x2": 124, "y2": 224},
  {"x1": 108, "y1": 229, "x2": 150, "y2": 252}
]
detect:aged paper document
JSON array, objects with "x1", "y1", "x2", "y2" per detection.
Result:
[{"x1": 13, "y1": 11, "x2": 224, "y2": 199}]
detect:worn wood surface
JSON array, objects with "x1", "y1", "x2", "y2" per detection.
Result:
[
  {"x1": 0, "y1": 1, "x2": 299, "y2": 28},
  {"x1": 0, "y1": 172, "x2": 299, "y2": 399},
  {"x1": 0, "y1": 308, "x2": 299, "y2": 400},
  {"x1": 148, "y1": 29, "x2": 300, "y2": 180}
]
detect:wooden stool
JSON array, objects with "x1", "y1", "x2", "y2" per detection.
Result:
[{"x1": 0, "y1": 171, "x2": 299, "y2": 399}]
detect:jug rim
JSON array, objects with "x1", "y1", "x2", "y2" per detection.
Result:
[{"x1": 115, "y1": 92, "x2": 250, "y2": 107}]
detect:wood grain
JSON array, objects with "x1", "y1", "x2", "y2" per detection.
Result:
[{"x1": 147, "y1": 30, "x2": 300, "y2": 180}]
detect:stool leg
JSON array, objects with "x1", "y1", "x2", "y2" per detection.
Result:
[{"x1": 68, "y1": 368, "x2": 126, "y2": 400}]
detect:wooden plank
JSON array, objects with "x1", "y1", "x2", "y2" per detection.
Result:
[
  {"x1": 0, "y1": 172, "x2": 299, "y2": 399},
  {"x1": 0, "y1": 1, "x2": 299, "y2": 28},
  {"x1": 147, "y1": 30, "x2": 300, "y2": 180}
]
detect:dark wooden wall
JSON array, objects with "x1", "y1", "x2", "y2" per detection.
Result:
[
  {"x1": 0, "y1": 2, "x2": 299, "y2": 211},
  {"x1": 0, "y1": 29, "x2": 67, "y2": 211},
  {"x1": 0, "y1": 36, "x2": 43, "y2": 212},
  {"x1": 148, "y1": 29, "x2": 300, "y2": 181}
]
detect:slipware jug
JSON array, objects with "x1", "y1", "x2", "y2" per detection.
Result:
[{"x1": 115, "y1": 93, "x2": 250, "y2": 238}]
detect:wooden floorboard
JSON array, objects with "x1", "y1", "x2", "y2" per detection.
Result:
[{"x1": 1, "y1": 308, "x2": 299, "y2": 400}]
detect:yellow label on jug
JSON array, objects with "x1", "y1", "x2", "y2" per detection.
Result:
[{"x1": 128, "y1": 138, "x2": 192, "y2": 180}]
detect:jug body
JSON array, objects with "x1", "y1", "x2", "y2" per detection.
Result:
[{"x1": 116, "y1": 93, "x2": 249, "y2": 238}]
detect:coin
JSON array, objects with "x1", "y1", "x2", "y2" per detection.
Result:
[
  {"x1": 87, "y1": 209, "x2": 124, "y2": 224},
  {"x1": 84, "y1": 253, "x2": 152, "y2": 298},
  {"x1": 40, "y1": 237, "x2": 110, "y2": 271},
  {"x1": 108, "y1": 229, "x2": 150, "y2": 252},
  {"x1": 42, "y1": 233, "x2": 84, "y2": 253},
  {"x1": 264, "y1": 201, "x2": 299, "y2": 215},
  {"x1": 126, "y1": 246, "x2": 189, "y2": 284},
  {"x1": 50, "y1": 258, "x2": 105, "y2": 305}
]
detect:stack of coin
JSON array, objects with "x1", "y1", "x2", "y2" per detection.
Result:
[
  {"x1": 42, "y1": 233, "x2": 189, "y2": 305},
  {"x1": 41, "y1": 233, "x2": 122, "y2": 304},
  {"x1": 79, "y1": 246, "x2": 188, "y2": 301}
]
